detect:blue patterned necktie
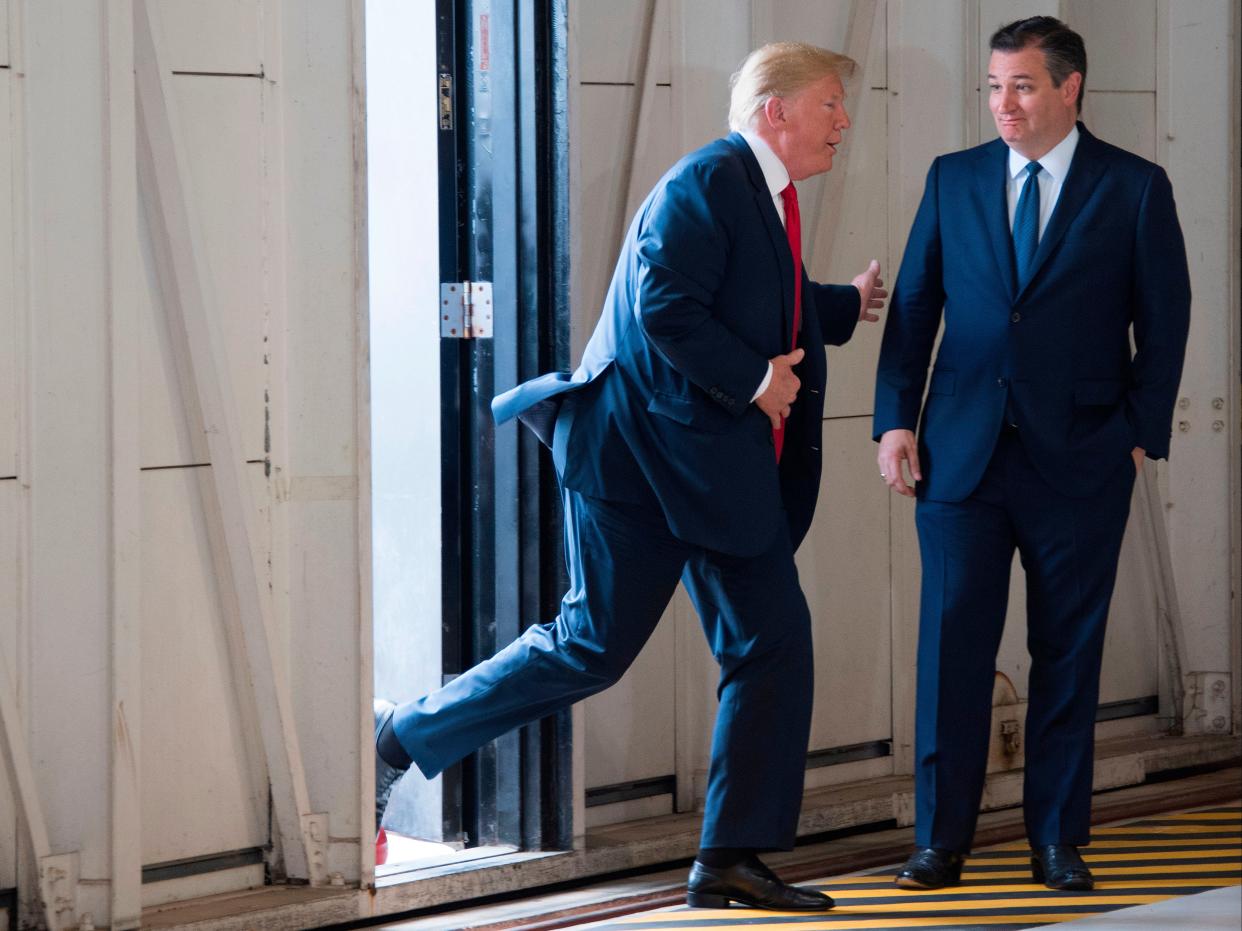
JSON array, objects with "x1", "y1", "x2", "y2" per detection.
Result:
[{"x1": 1013, "y1": 161, "x2": 1043, "y2": 284}]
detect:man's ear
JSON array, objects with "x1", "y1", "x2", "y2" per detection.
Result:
[
  {"x1": 761, "y1": 95, "x2": 785, "y2": 129},
  {"x1": 1061, "y1": 71, "x2": 1082, "y2": 108}
]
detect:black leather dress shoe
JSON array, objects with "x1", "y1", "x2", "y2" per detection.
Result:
[
  {"x1": 373, "y1": 699, "x2": 408, "y2": 829},
  {"x1": 894, "y1": 847, "x2": 965, "y2": 889},
  {"x1": 1031, "y1": 844, "x2": 1094, "y2": 890},
  {"x1": 686, "y1": 857, "x2": 833, "y2": 910}
]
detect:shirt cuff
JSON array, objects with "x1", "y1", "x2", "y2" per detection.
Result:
[{"x1": 750, "y1": 362, "x2": 773, "y2": 402}]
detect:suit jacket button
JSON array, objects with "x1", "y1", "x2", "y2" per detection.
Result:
[
  {"x1": 1011, "y1": 311, "x2": 1022, "y2": 323},
  {"x1": 997, "y1": 377, "x2": 1008, "y2": 388}
]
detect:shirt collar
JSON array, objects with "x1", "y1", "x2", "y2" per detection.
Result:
[
  {"x1": 739, "y1": 130, "x2": 791, "y2": 198},
  {"x1": 1007, "y1": 123, "x2": 1079, "y2": 181}
]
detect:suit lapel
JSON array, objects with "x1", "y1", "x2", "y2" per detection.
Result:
[
  {"x1": 727, "y1": 133, "x2": 796, "y2": 346},
  {"x1": 973, "y1": 141, "x2": 1018, "y2": 300},
  {"x1": 1015, "y1": 124, "x2": 1106, "y2": 300}
]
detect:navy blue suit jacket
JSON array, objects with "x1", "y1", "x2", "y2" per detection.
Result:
[
  {"x1": 874, "y1": 124, "x2": 1190, "y2": 501},
  {"x1": 494, "y1": 133, "x2": 860, "y2": 556}
]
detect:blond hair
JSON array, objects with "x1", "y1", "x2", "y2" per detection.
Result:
[{"x1": 728, "y1": 42, "x2": 857, "y2": 131}]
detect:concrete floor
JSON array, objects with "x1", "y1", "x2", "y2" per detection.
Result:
[{"x1": 1058, "y1": 885, "x2": 1240, "y2": 928}]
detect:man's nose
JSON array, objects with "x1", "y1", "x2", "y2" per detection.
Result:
[{"x1": 839, "y1": 106, "x2": 852, "y2": 129}]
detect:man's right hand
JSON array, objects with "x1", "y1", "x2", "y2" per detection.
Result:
[
  {"x1": 755, "y1": 348, "x2": 805, "y2": 430},
  {"x1": 878, "y1": 428, "x2": 921, "y2": 497}
]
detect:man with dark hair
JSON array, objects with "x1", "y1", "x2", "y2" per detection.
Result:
[
  {"x1": 376, "y1": 42, "x2": 886, "y2": 911},
  {"x1": 990, "y1": 15, "x2": 1087, "y2": 112},
  {"x1": 875, "y1": 16, "x2": 1189, "y2": 892}
]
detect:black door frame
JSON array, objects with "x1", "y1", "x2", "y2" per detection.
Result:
[{"x1": 436, "y1": 0, "x2": 572, "y2": 853}]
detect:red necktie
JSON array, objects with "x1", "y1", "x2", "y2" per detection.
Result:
[{"x1": 773, "y1": 182, "x2": 802, "y2": 462}]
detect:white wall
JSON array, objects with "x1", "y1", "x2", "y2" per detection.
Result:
[{"x1": 0, "y1": 1, "x2": 369, "y2": 927}]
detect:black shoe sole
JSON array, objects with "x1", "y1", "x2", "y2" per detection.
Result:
[
  {"x1": 685, "y1": 892, "x2": 834, "y2": 911},
  {"x1": 894, "y1": 873, "x2": 960, "y2": 890}
]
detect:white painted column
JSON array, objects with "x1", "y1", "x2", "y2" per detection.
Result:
[
  {"x1": 105, "y1": 0, "x2": 143, "y2": 925},
  {"x1": 1160, "y1": 0, "x2": 1237, "y2": 736},
  {"x1": 277, "y1": 0, "x2": 370, "y2": 881},
  {"x1": 23, "y1": 2, "x2": 113, "y2": 927}
]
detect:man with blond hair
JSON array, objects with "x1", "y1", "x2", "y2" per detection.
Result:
[{"x1": 375, "y1": 42, "x2": 885, "y2": 911}]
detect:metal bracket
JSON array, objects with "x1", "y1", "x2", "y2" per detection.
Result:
[
  {"x1": 1184, "y1": 672, "x2": 1232, "y2": 735},
  {"x1": 38, "y1": 852, "x2": 78, "y2": 931},
  {"x1": 440, "y1": 281, "x2": 493, "y2": 339},
  {"x1": 301, "y1": 813, "x2": 330, "y2": 886},
  {"x1": 1000, "y1": 719, "x2": 1021, "y2": 756}
]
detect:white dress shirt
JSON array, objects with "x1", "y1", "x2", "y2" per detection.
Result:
[
  {"x1": 1006, "y1": 124, "x2": 1079, "y2": 237},
  {"x1": 738, "y1": 130, "x2": 792, "y2": 401}
]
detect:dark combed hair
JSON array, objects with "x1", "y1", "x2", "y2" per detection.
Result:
[{"x1": 990, "y1": 16, "x2": 1087, "y2": 113}]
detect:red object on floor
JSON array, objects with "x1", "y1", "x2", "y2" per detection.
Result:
[{"x1": 376, "y1": 828, "x2": 388, "y2": 866}]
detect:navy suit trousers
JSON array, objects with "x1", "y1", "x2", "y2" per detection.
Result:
[
  {"x1": 392, "y1": 485, "x2": 815, "y2": 850},
  {"x1": 913, "y1": 427, "x2": 1135, "y2": 853}
]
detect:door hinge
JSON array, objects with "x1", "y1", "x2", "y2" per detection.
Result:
[{"x1": 440, "y1": 281, "x2": 493, "y2": 339}]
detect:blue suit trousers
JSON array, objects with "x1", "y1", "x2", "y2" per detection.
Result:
[
  {"x1": 913, "y1": 427, "x2": 1136, "y2": 853},
  {"x1": 393, "y1": 486, "x2": 815, "y2": 850}
]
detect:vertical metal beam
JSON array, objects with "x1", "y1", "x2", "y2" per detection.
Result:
[
  {"x1": 1133, "y1": 471, "x2": 1187, "y2": 733},
  {"x1": 350, "y1": 0, "x2": 376, "y2": 882},
  {"x1": 7, "y1": 2, "x2": 95, "y2": 927},
  {"x1": 132, "y1": 0, "x2": 324, "y2": 884},
  {"x1": 436, "y1": 0, "x2": 468, "y2": 845},
  {"x1": 105, "y1": 0, "x2": 143, "y2": 925},
  {"x1": 0, "y1": 0, "x2": 57, "y2": 926},
  {"x1": 1230, "y1": 0, "x2": 1242, "y2": 743},
  {"x1": 484, "y1": 0, "x2": 523, "y2": 849}
]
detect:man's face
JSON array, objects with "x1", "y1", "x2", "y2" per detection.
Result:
[
  {"x1": 770, "y1": 73, "x2": 851, "y2": 181},
  {"x1": 988, "y1": 46, "x2": 1080, "y2": 159}
]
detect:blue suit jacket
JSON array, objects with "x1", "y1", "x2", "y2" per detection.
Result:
[
  {"x1": 874, "y1": 124, "x2": 1191, "y2": 501},
  {"x1": 494, "y1": 133, "x2": 860, "y2": 556}
]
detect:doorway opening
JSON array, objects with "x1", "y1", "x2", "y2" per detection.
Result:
[{"x1": 366, "y1": 0, "x2": 571, "y2": 876}]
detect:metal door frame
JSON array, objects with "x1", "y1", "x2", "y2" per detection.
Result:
[{"x1": 436, "y1": 0, "x2": 572, "y2": 852}]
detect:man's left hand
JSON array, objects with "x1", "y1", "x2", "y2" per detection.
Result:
[
  {"x1": 853, "y1": 259, "x2": 887, "y2": 322},
  {"x1": 1132, "y1": 447, "x2": 1146, "y2": 474}
]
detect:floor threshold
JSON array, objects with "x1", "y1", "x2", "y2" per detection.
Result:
[
  {"x1": 140, "y1": 732, "x2": 1241, "y2": 930},
  {"x1": 364, "y1": 764, "x2": 1242, "y2": 931}
]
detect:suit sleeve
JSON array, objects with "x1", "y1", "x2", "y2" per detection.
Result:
[
  {"x1": 1128, "y1": 166, "x2": 1191, "y2": 460},
  {"x1": 808, "y1": 281, "x2": 861, "y2": 346},
  {"x1": 873, "y1": 159, "x2": 946, "y2": 439},
  {"x1": 635, "y1": 164, "x2": 770, "y2": 415}
]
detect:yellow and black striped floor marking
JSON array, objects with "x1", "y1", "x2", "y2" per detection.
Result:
[{"x1": 586, "y1": 804, "x2": 1241, "y2": 930}]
